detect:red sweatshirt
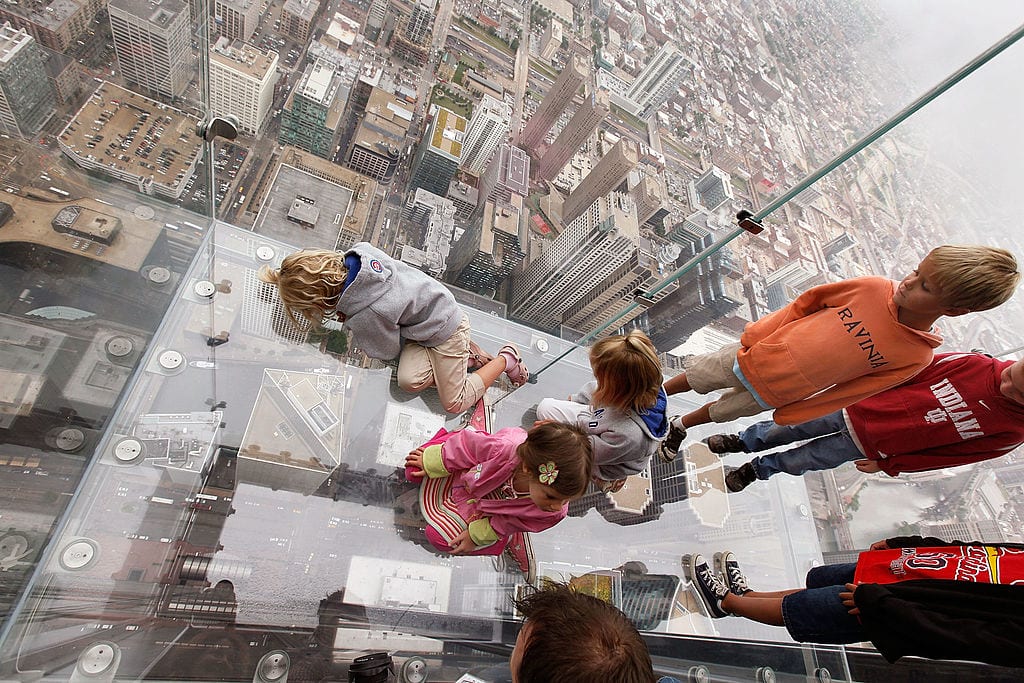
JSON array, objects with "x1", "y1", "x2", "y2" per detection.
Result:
[
  {"x1": 737, "y1": 276, "x2": 942, "y2": 425},
  {"x1": 845, "y1": 353, "x2": 1024, "y2": 475}
]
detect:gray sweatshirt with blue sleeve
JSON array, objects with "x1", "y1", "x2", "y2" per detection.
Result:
[
  {"x1": 336, "y1": 242, "x2": 462, "y2": 360},
  {"x1": 570, "y1": 380, "x2": 669, "y2": 481}
]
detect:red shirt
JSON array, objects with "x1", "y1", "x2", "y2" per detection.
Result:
[{"x1": 845, "y1": 353, "x2": 1024, "y2": 475}]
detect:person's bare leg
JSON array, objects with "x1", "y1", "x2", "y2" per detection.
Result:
[
  {"x1": 721, "y1": 590, "x2": 801, "y2": 626},
  {"x1": 473, "y1": 355, "x2": 508, "y2": 390},
  {"x1": 681, "y1": 403, "x2": 713, "y2": 429},
  {"x1": 663, "y1": 371, "x2": 692, "y2": 395}
]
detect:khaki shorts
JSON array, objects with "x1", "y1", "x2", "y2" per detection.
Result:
[
  {"x1": 684, "y1": 342, "x2": 766, "y2": 423},
  {"x1": 397, "y1": 314, "x2": 485, "y2": 414}
]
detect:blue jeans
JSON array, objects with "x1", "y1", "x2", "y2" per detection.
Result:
[
  {"x1": 781, "y1": 563, "x2": 865, "y2": 644},
  {"x1": 738, "y1": 411, "x2": 863, "y2": 480}
]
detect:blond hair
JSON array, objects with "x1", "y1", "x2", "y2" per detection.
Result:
[
  {"x1": 589, "y1": 330, "x2": 663, "y2": 412},
  {"x1": 928, "y1": 245, "x2": 1020, "y2": 311},
  {"x1": 257, "y1": 249, "x2": 348, "y2": 328}
]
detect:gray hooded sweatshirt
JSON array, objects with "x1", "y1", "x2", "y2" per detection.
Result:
[
  {"x1": 570, "y1": 380, "x2": 669, "y2": 481},
  {"x1": 336, "y1": 242, "x2": 462, "y2": 360}
]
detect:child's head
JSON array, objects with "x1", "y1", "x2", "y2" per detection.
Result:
[
  {"x1": 510, "y1": 582, "x2": 656, "y2": 683},
  {"x1": 257, "y1": 249, "x2": 348, "y2": 327},
  {"x1": 999, "y1": 358, "x2": 1024, "y2": 406},
  {"x1": 925, "y1": 245, "x2": 1020, "y2": 312},
  {"x1": 517, "y1": 422, "x2": 593, "y2": 510},
  {"x1": 590, "y1": 330, "x2": 663, "y2": 412}
]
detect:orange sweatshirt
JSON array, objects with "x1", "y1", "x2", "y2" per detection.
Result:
[{"x1": 736, "y1": 276, "x2": 942, "y2": 425}]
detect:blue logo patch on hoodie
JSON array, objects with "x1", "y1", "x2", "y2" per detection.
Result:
[
  {"x1": 638, "y1": 388, "x2": 669, "y2": 438},
  {"x1": 369, "y1": 259, "x2": 384, "y2": 273}
]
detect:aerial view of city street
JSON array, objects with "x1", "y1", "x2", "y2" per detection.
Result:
[{"x1": 0, "y1": 0, "x2": 1022, "y2": 679}]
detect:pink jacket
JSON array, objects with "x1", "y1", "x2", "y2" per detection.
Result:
[{"x1": 419, "y1": 428, "x2": 567, "y2": 542}]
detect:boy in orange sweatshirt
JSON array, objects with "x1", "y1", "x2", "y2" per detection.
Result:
[{"x1": 658, "y1": 245, "x2": 1019, "y2": 461}]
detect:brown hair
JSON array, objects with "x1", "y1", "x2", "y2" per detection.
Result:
[
  {"x1": 512, "y1": 582, "x2": 656, "y2": 683},
  {"x1": 257, "y1": 249, "x2": 348, "y2": 328},
  {"x1": 590, "y1": 330, "x2": 663, "y2": 412},
  {"x1": 928, "y1": 245, "x2": 1020, "y2": 311},
  {"x1": 517, "y1": 422, "x2": 593, "y2": 498}
]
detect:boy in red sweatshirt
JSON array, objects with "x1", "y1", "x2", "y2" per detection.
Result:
[
  {"x1": 658, "y1": 245, "x2": 1019, "y2": 461},
  {"x1": 706, "y1": 352, "x2": 1024, "y2": 491}
]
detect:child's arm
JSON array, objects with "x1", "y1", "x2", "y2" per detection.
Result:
[
  {"x1": 462, "y1": 512, "x2": 564, "y2": 548},
  {"x1": 437, "y1": 428, "x2": 516, "y2": 472}
]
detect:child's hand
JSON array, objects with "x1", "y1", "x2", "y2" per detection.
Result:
[
  {"x1": 532, "y1": 419, "x2": 553, "y2": 428},
  {"x1": 839, "y1": 583, "x2": 860, "y2": 615},
  {"x1": 449, "y1": 528, "x2": 477, "y2": 555},
  {"x1": 855, "y1": 459, "x2": 882, "y2": 474},
  {"x1": 405, "y1": 448, "x2": 426, "y2": 478},
  {"x1": 869, "y1": 539, "x2": 891, "y2": 551}
]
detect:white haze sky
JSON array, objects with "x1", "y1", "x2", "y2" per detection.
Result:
[{"x1": 875, "y1": 1, "x2": 1024, "y2": 225}]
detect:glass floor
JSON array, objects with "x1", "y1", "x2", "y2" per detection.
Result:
[{"x1": 0, "y1": 222, "x2": 856, "y2": 681}]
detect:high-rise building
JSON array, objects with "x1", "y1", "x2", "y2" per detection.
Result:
[
  {"x1": 511, "y1": 191, "x2": 639, "y2": 332},
  {"x1": 478, "y1": 143, "x2": 529, "y2": 206},
  {"x1": 278, "y1": 60, "x2": 349, "y2": 159},
  {"x1": 626, "y1": 43, "x2": 687, "y2": 117},
  {"x1": 631, "y1": 174, "x2": 668, "y2": 227},
  {"x1": 281, "y1": 0, "x2": 321, "y2": 43},
  {"x1": 460, "y1": 94, "x2": 512, "y2": 176},
  {"x1": 209, "y1": 39, "x2": 278, "y2": 136},
  {"x1": 409, "y1": 107, "x2": 465, "y2": 198},
  {"x1": 448, "y1": 195, "x2": 525, "y2": 294},
  {"x1": 560, "y1": 235, "x2": 678, "y2": 334},
  {"x1": 539, "y1": 21, "x2": 561, "y2": 62},
  {"x1": 108, "y1": 0, "x2": 191, "y2": 99},
  {"x1": 692, "y1": 165, "x2": 733, "y2": 210},
  {"x1": 638, "y1": 234, "x2": 741, "y2": 352},
  {"x1": 364, "y1": 0, "x2": 388, "y2": 42},
  {"x1": 534, "y1": 88, "x2": 609, "y2": 181},
  {"x1": 561, "y1": 138, "x2": 638, "y2": 225},
  {"x1": 518, "y1": 53, "x2": 586, "y2": 150},
  {"x1": 0, "y1": 24, "x2": 55, "y2": 138},
  {"x1": 390, "y1": 0, "x2": 434, "y2": 64},
  {"x1": 0, "y1": 1, "x2": 92, "y2": 52},
  {"x1": 345, "y1": 86, "x2": 412, "y2": 183},
  {"x1": 213, "y1": 0, "x2": 260, "y2": 42},
  {"x1": 401, "y1": 188, "x2": 456, "y2": 277}
]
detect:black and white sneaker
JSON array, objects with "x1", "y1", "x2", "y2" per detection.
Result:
[
  {"x1": 714, "y1": 551, "x2": 752, "y2": 596},
  {"x1": 682, "y1": 553, "x2": 729, "y2": 618},
  {"x1": 724, "y1": 462, "x2": 757, "y2": 492},
  {"x1": 657, "y1": 416, "x2": 687, "y2": 462}
]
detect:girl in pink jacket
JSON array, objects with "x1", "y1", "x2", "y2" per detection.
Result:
[{"x1": 405, "y1": 422, "x2": 592, "y2": 582}]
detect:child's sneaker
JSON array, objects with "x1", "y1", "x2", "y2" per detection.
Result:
[
  {"x1": 682, "y1": 553, "x2": 729, "y2": 618},
  {"x1": 714, "y1": 551, "x2": 752, "y2": 596},
  {"x1": 497, "y1": 344, "x2": 530, "y2": 388},
  {"x1": 657, "y1": 416, "x2": 686, "y2": 462},
  {"x1": 504, "y1": 531, "x2": 536, "y2": 584},
  {"x1": 705, "y1": 433, "x2": 748, "y2": 454},
  {"x1": 724, "y1": 462, "x2": 757, "y2": 492}
]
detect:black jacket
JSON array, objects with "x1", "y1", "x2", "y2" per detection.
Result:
[{"x1": 854, "y1": 536, "x2": 1024, "y2": 666}]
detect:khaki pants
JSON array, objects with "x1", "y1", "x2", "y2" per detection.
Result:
[
  {"x1": 684, "y1": 342, "x2": 766, "y2": 423},
  {"x1": 397, "y1": 314, "x2": 485, "y2": 414}
]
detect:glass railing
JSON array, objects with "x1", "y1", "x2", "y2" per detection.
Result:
[{"x1": 1, "y1": 0, "x2": 1023, "y2": 680}]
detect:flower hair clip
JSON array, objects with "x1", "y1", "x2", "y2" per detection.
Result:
[{"x1": 538, "y1": 462, "x2": 559, "y2": 485}]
